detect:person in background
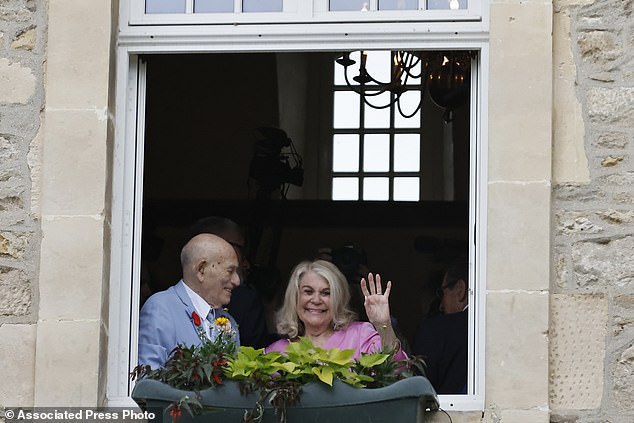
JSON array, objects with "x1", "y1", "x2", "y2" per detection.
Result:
[
  {"x1": 266, "y1": 259, "x2": 406, "y2": 360},
  {"x1": 412, "y1": 257, "x2": 468, "y2": 394},
  {"x1": 138, "y1": 234, "x2": 241, "y2": 369},
  {"x1": 188, "y1": 216, "x2": 273, "y2": 349}
]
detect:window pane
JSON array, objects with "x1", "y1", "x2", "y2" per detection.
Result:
[
  {"x1": 394, "y1": 134, "x2": 420, "y2": 171},
  {"x1": 147, "y1": 0, "x2": 186, "y2": 13},
  {"x1": 333, "y1": 135, "x2": 360, "y2": 172},
  {"x1": 363, "y1": 177, "x2": 389, "y2": 200},
  {"x1": 365, "y1": 51, "x2": 391, "y2": 85},
  {"x1": 364, "y1": 91, "x2": 391, "y2": 128},
  {"x1": 427, "y1": 0, "x2": 467, "y2": 9},
  {"x1": 364, "y1": 134, "x2": 390, "y2": 172},
  {"x1": 334, "y1": 92, "x2": 360, "y2": 128},
  {"x1": 334, "y1": 52, "x2": 362, "y2": 86},
  {"x1": 333, "y1": 178, "x2": 359, "y2": 200},
  {"x1": 330, "y1": 0, "x2": 369, "y2": 11},
  {"x1": 243, "y1": 0, "x2": 283, "y2": 12},
  {"x1": 393, "y1": 177, "x2": 420, "y2": 201},
  {"x1": 194, "y1": 0, "x2": 233, "y2": 13},
  {"x1": 379, "y1": 0, "x2": 418, "y2": 10},
  {"x1": 394, "y1": 90, "x2": 421, "y2": 128}
]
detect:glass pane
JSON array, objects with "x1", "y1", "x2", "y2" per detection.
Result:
[
  {"x1": 243, "y1": 0, "x2": 283, "y2": 12},
  {"x1": 330, "y1": 0, "x2": 370, "y2": 11},
  {"x1": 146, "y1": 0, "x2": 186, "y2": 13},
  {"x1": 334, "y1": 52, "x2": 362, "y2": 86},
  {"x1": 364, "y1": 92, "x2": 391, "y2": 128},
  {"x1": 427, "y1": 0, "x2": 468, "y2": 9},
  {"x1": 394, "y1": 134, "x2": 420, "y2": 171},
  {"x1": 194, "y1": 0, "x2": 233, "y2": 13},
  {"x1": 333, "y1": 178, "x2": 359, "y2": 200},
  {"x1": 394, "y1": 90, "x2": 421, "y2": 127},
  {"x1": 379, "y1": 0, "x2": 418, "y2": 10},
  {"x1": 365, "y1": 51, "x2": 391, "y2": 85},
  {"x1": 393, "y1": 177, "x2": 420, "y2": 201},
  {"x1": 333, "y1": 135, "x2": 360, "y2": 172},
  {"x1": 363, "y1": 177, "x2": 389, "y2": 200},
  {"x1": 364, "y1": 134, "x2": 390, "y2": 172},
  {"x1": 334, "y1": 92, "x2": 360, "y2": 129}
]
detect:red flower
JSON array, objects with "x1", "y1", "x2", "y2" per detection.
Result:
[
  {"x1": 169, "y1": 404, "x2": 182, "y2": 423},
  {"x1": 212, "y1": 373, "x2": 222, "y2": 385},
  {"x1": 191, "y1": 311, "x2": 201, "y2": 326}
]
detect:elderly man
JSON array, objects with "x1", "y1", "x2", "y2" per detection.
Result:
[{"x1": 138, "y1": 233, "x2": 241, "y2": 369}]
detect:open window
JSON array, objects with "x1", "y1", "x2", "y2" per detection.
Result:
[
  {"x1": 109, "y1": 0, "x2": 487, "y2": 411},
  {"x1": 130, "y1": 50, "x2": 479, "y2": 405}
]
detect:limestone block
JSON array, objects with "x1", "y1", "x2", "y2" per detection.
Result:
[
  {"x1": 39, "y1": 217, "x2": 104, "y2": 320},
  {"x1": 614, "y1": 342, "x2": 634, "y2": 409},
  {"x1": 556, "y1": 211, "x2": 603, "y2": 235},
  {"x1": 489, "y1": 2, "x2": 553, "y2": 182},
  {"x1": 600, "y1": 156, "x2": 624, "y2": 167},
  {"x1": 11, "y1": 27, "x2": 35, "y2": 51},
  {"x1": 554, "y1": 0, "x2": 594, "y2": 12},
  {"x1": 500, "y1": 409, "x2": 549, "y2": 423},
  {"x1": 597, "y1": 209, "x2": 634, "y2": 224},
  {"x1": 0, "y1": 266, "x2": 30, "y2": 316},
  {"x1": 613, "y1": 192, "x2": 634, "y2": 205},
  {"x1": 0, "y1": 135, "x2": 18, "y2": 161},
  {"x1": 46, "y1": 0, "x2": 112, "y2": 109},
  {"x1": 577, "y1": 31, "x2": 620, "y2": 65},
  {"x1": 550, "y1": 294, "x2": 607, "y2": 410},
  {"x1": 0, "y1": 0, "x2": 33, "y2": 22},
  {"x1": 34, "y1": 320, "x2": 101, "y2": 406},
  {"x1": 593, "y1": 132, "x2": 628, "y2": 154},
  {"x1": 587, "y1": 87, "x2": 634, "y2": 126},
  {"x1": 601, "y1": 171, "x2": 634, "y2": 186},
  {"x1": 613, "y1": 294, "x2": 634, "y2": 336},
  {"x1": 554, "y1": 183, "x2": 606, "y2": 203},
  {"x1": 0, "y1": 231, "x2": 28, "y2": 259},
  {"x1": 487, "y1": 182, "x2": 550, "y2": 291},
  {"x1": 0, "y1": 323, "x2": 36, "y2": 406},
  {"x1": 555, "y1": 253, "x2": 569, "y2": 289},
  {"x1": 426, "y1": 411, "x2": 482, "y2": 423},
  {"x1": 486, "y1": 292, "x2": 549, "y2": 409},
  {"x1": 27, "y1": 125, "x2": 42, "y2": 217},
  {"x1": 572, "y1": 236, "x2": 634, "y2": 287},
  {"x1": 41, "y1": 110, "x2": 107, "y2": 215},
  {"x1": 553, "y1": 10, "x2": 590, "y2": 185},
  {"x1": 0, "y1": 58, "x2": 35, "y2": 104}
]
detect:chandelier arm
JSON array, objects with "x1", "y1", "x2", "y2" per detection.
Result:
[
  {"x1": 362, "y1": 93, "x2": 397, "y2": 110},
  {"x1": 343, "y1": 65, "x2": 392, "y2": 97}
]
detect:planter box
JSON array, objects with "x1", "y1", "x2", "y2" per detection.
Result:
[{"x1": 132, "y1": 376, "x2": 439, "y2": 423}]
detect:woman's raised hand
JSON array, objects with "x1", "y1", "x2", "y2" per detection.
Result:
[{"x1": 360, "y1": 273, "x2": 392, "y2": 328}]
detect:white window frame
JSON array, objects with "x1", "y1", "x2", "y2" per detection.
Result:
[
  {"x1": 127, "y1": 0, "x2": 485, "y2": 26},
  {"x1": 108, "y1": 6, "x2": 489, "y2": 412}
]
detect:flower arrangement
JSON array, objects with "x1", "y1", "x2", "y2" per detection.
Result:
[{"x1": 131, "y1": 317, "x2": 425, "y2": 423}]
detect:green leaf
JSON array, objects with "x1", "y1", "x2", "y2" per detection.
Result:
[
  {"x1": 312, "y1": 366, "x2": 333, "y2": 386},
  {"x1": 358, "y1": 353, "x2": 389, "y2": 368}
]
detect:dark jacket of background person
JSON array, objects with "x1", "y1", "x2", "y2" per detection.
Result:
[{"x1": 412, "y1": 309, "x2": 467, "y2": 394}]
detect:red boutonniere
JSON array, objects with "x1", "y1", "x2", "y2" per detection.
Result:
[{"x1": 191, "y1": 311, "x2": 202, "y2": 327}]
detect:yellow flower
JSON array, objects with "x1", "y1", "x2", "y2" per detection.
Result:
[{"x1": 214, "y1": 317, "x2": 231, "y2": 331}]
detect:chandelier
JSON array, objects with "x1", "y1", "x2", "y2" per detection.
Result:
[{"x1": 335, "y1": 50, "x2": 474, "y2": 119}]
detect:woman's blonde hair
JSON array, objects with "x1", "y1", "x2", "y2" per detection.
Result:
[{"x1": 275, "y1": 259, "x2": 358, "y2": 338}]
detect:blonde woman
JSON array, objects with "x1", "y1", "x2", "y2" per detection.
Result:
[{"x1": 266, "y1": 260, "x2": 406, "y2": 360}]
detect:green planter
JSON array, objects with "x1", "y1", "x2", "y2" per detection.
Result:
[{"x1": 132, "y1": 376, "x2": 438, "y2": 423}]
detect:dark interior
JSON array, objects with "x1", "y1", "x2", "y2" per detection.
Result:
[{"x1": 140, "y1": 52, "x2": 471, "y2": 348}]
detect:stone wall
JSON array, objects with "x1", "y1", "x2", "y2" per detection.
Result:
[
  {"x1": 551, "y1": 0, "x2": 634, "y2": 421},
  {"x1": 0, "y1": 0, "x2": 45, "y2": 409}
]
